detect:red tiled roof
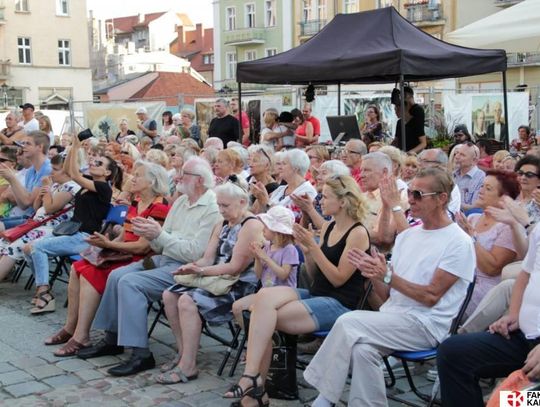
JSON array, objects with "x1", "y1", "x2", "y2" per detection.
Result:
[
  {"x1": 106, "y1": 12, "x2": 166, "y2": 34},
  {"x1": 128, "y1": 72, "x2": 214, "y2": 106}
]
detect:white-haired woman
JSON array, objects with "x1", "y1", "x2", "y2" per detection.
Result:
[
  {"x1": 44, "y1": 161, "x2": 170, "y2": 357},
  {"x1": 252, "y1": 149, "x2": 317, "y2": 222},
  {"x1": 174, "y1": 109, "x2": 201, "y2": 146},
  {"x1": 293, "y1": 159, "x2": 350, "y2": 230},
  {"x1": 247, "y1": 145, "x2": 279, "y2": 213},
  {"x1": 157, "y1": 176, "x2": 263, "y2": 384}
]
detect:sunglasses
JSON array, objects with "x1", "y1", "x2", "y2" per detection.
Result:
[
  {"x1": 407, "y1": 189, "x2": 440, "y2": 200},
  {"x1": 259, "y1": 148, "x2": 271, "y2": 163},
  {"x1": 344, "y1": 149, "x2": 362, "y2": 155},
  {"x1": 516, "y1": 170, "x2": 539, "y2": 179},
  {"x1": 92, "y1": 160, "x2": 105, "y2": 167}
]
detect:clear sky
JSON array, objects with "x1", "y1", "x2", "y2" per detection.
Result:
[{"x1": 86, "y1": 0, "x2": 214, "y2": 27}]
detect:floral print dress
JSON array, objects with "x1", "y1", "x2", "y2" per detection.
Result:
[{"x1": 0, "y1": 181, "x2": 80, "y2": 260}]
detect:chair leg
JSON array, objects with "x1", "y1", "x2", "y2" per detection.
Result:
[
  {"x1": 148, "y1": 302, "x2": 165, "y2": 338},
  {"x1": 24, "y1": 274, "x2": 35, "y2": 290},
  {"x1": 383, "y1": 356, "x2": 396, "y2": 388},
  {"x1": 217, "y1": 325, "x2": 242, "y2": 376},
  {"x1": 229, "y1": 330, "x2": 248, "y2": 377},
  {"x1": 402, "y1": 360, "x2": 432, "y2": 403},
  {"x1": 11, "y1": 260, "x2": 27, "y2": 283}
]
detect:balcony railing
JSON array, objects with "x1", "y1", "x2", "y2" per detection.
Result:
[
  {"x1": 299, "y1": 19, "x2": 327, "y2": 37},
  {"x1": 405, "y1": 3, "x2": 444, "y2": 25},
  {"x1": 507, "y1": 52, "x2": 540, "y2": 67},
  {"x1": 494, "y1": 0, "x2": 523, "y2": 7},
  {"x1": 224, "y1": 28, "x2": 266, "y2": 46}
]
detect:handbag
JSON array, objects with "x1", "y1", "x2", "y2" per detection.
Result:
[
  {"x1": 173, "y1": 273, "x2": 238, "y2": 296},
  {"x1": 80, "y1": 246, "x2": 133, "y2": 268},
  {"x1": 52, "y1": 220, "x2": 82, "y2": 236},
  {"x1": 0, "y1": 206, "x2": 74, "y2": 242}
]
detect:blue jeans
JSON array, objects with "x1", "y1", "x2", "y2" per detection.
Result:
[
  {"x1": 437, "y1": 331, "x2": 540, "y2": 406},
  {"x1": 26, "y1": 232, "x2": 89, "y2": 286},
  {"x1": 1, "y1": 215, "x2": 31, "y2": 230}
]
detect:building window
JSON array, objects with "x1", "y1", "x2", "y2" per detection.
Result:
[
  {"x1": 58, "y1": 39, "x2": 70, "y2": 66},
  {"x1": 56, "y1": 0, "x2": 69, "y2": 15},
  {"x1": 203, "y1": 54, "x2": 214, "y2": 65},
  {"x1": 226, "y1": 52, "x2": 237, "y2": 79},
  {"x1": 226, "y1": 7, "x2": 236, "y2": 31},
  {"x1": 17, "y1": 37, "x2": 31, "y2": 64},
  {"x1": 303, "y1": 0, "x2": 313, "y2": 21},
  {"x1": 265, "y1": 48, "x2": 278, "y2": 57},
  {"x1": 245, "y1": 3, "x2": 256, "y2": 28},
  {"x1": 265, "y1": 0, "x2": 276, "y2": 27},
  {"x1": 15, "y1": 0, "x2": 29, "y2": 12},
  {"x1": 317, "y1": 0, "x2": 327, "y2": 20},
  {"x1": 344, "y1": 0, "x2": 358, "y2": 13},
  {"x1": 245, "y1": 50, "x2": 257, "y2": 61}
]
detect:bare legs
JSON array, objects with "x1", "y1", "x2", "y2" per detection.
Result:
[
  {"x1": 0, "y1": 256, "x2": 16, "y2": 282},
  {"x1": 226, "y1": 287, "x2": 317, "y2": 404},
  {"x1": 162, "y1": 291, "x2": 201, "y2": 377}
]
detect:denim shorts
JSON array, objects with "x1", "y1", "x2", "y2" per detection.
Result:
[{"x1": 296, "y1": 288, "x2": 352, "y2": 332}]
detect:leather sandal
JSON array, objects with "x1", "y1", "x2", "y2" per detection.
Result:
[
  {"x1": 44, "y1": 328, "x2": 72, "y2": 346},
  {"x1": 223, "y1": 373, "x2": 263, "y2": 399},
  {"x1": 159, "y1": 354, "x2": 181, "y2": 373},
  {"x1": 155, "y1": 366, "x2": 198, "y2": 384},
  {"x1": 30, "y1": 290, "x2": 55, "y2": 314},
  {"x1": 54, "y1": 338, "x2": 90, "y2": 357},
  {"x1": 230, "y1": 386, "x2": 269, "y2": 407}
]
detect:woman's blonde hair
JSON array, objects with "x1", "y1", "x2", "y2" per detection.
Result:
[
  {"x1": 217, "y1": 149, "x2": 244, "y2": 174},
  {"x1": 145, "y1": 149, "x2": 169, "y2": 168},
  {"x1": 493, "y1": 149, "x2": 511, "y2": 162},
  {"x1": 324, "y1": 175, "x2": 368, "y2": 223},
  {"x1": 306, "y1": 145, "x2": 330, "y2": 162}
]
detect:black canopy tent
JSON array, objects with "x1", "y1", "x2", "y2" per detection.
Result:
[{"x1": 235, "y1": 7, "x2": 509, "y2": 149}]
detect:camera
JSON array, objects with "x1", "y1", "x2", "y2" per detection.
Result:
[{"x1": 77, "y1": 129, "x2": 94, "y2": 142}]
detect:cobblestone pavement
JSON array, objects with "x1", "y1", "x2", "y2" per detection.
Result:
[{"x1": 0, "y1": 270, "x2": 436, "y2": 406}]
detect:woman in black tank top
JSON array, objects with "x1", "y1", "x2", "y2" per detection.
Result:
[{"x1": 224, "y1": 175, "x2": 370, "y2": 406}]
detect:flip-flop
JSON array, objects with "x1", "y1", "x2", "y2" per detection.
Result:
[
  {"x1": 44, "y1": 328, "x2": 72, "y2": 346},
  {"x1": 159, "y1": 354, "x2": 181, "y2": 373},
  {"x1": 53, "y1": 338, "x2": 90, "y2": 357},
  {"x1": 155, "y1": 367, "x2": 198, "y2": 384}
]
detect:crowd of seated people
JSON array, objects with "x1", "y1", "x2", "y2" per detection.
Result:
[{"x1": 1, "y1": 99, "x2": 540, "y2": 407}]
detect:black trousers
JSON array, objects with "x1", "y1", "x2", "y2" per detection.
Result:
[{"x1": 437, "y1": 330, "x2": 540, "y2": 407}]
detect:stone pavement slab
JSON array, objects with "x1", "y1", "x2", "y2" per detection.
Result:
[{"x1": 0, "y1": 267, "x2": 445, "y2": 406}]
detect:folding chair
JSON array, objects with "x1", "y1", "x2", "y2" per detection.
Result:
[{"x1": 384, "y1": 279, "x2": 476, "y2": 407}]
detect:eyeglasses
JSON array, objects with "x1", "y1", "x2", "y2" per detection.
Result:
[
  {"x1": 516, "y1": 170, "x2": 539, "y2": 179},
  {"x1": 180, "y1": 170, "x2": 201, "y2": 177},
  {"x1": 344, "y1": 149, "x2": 362, "y2": 155},
  {"x1": 407, "y1": 190, "x2": 440, "y2": 200},
  {"x1": 308, "y1": 155, "x2": 320, "y2": 160},
  {"x1": 92, "y1": 160, "x2": 105, "y2": 167}
]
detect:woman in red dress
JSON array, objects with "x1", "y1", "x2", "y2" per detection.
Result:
[{"x1": 44, "y1": 161, "x2": 170, "y2": 356}]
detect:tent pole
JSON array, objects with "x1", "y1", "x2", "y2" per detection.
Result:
[
  {"x1": 338, "y1": 82, "x2": 341, "y2": 115},
  {"x1": 237, "y1": 82, "x2": 243, "y2": 144},
  {"x1": 502, "y1": 71, "x2": 509, "y2": 150},
  {"x1": 399, "y1": 75, "x2": 406, "y2": 152}
]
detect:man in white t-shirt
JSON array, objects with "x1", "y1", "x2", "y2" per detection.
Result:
[
  {"x1": 437, "y1": 224, "x2": 540, "y2": 407},
  {"x1": 18, "y1": 103, "x2": 39, "y2": 133},
  {"x1": 304, "y1": 167, "x2": 476, "y2": 407}
]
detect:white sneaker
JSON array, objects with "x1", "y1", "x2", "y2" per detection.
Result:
[
  {"x1": 382, "y1": 356, "x2": 416, "y2": 379},
  {"x1": 426, "y1": 368, "x2": 438, "y2": 382}
]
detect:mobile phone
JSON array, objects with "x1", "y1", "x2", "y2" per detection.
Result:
[{"x1": 13, "y1": 141, "x2": 24, "y2": 148}]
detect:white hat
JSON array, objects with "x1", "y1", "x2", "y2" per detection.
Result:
[
  {"x1": 136, "y1": 107, "x2": 148, "y2": 114},
  {"x1": 257, "y1": 206, "x2": 295, "y2": 235}
]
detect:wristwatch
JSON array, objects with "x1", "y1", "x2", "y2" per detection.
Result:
[
  {"x1": 391, "y1": 205, "x2": 403, "y2": 213},
  {"x1": 383, "y1": 263, "x2": 393, "y2": 285}
]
